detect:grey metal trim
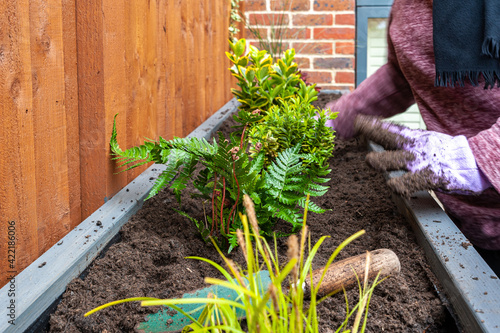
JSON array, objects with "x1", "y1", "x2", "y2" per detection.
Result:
[
  {"x1": 0, "y1": 98, "x2": 241, "y2": 333},
  {"x1": 369, "y1": 142, "x2": 500, "y2": 333},
  {"x1": 355, "y1": 6, "x2": 392, "y2": 87},
  {"x1": 357, "y1": 0, "x2": 394, "y2": 6},
  {"x1": 318, "y1": 89, "x2": 350, "y2": 96}
]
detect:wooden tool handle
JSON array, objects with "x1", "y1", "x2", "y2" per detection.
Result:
[{"x1": 304, "y1": 249, "x2": 400, "y2": 298}]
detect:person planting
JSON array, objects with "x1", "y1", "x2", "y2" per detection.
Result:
[{"x1": 324, "y1": 0, "x2": 500, "y2": 272}]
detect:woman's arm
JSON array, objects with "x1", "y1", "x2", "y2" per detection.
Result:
[{"x1": 325, "y1": 11, "x2": 415, "y2": 138}]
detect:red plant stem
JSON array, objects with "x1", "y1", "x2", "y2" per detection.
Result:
[
  {"x1": 220, "y1": 177, "x2": 226, "y2": 232},
  {"x1": 211, "y1": 173, "x2": 218, "y2": 236},
  {"x1": 228, "y1": 161, "x2": 240, "y2": 234},
  {"x1": 239, "y1": 124, "x2": 247, "y2": 149},
  {"x1": 225, "y1": 123, "x2": 246, "y2": 234}
]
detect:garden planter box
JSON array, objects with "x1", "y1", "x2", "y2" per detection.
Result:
[{"x1": 1, "y1": 94, "x2": 499, "y2": 333}]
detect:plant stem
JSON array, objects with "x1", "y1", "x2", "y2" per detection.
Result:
[
  {"x1": 239, "y1": 124, "x2": 247, "y2": 149},
  {"x1": 211, "y1": 173, "x2": 218, "y2": 235},
  {"x1": 221, "y1": 177, "x2": 226, "y2": 231},
  {"x1": 228, "y1": 161, "x2": 241, "y2": 234}
]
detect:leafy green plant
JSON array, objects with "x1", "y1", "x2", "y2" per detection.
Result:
[
  {"x1": 248, "y1": 97, "x2": 336, "y2": 168},
  {"x1": 227, "y1": 38, "x2": 336, "y2": 164},
  {"x1": 227, "y1": 38, "x2": 318, "y2": 116},
  {"x1": 109, "y1": 40, "x2": 336, "y2": 250},
  {"x1": 110, "y1": 120, "x2": 328, "y2": 250},
  {"x1": 85, "y1": 195, "x2": 384, "y2": 333}
]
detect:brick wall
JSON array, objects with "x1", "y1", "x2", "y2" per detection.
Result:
[{"x1": 243, "y1": 0, "x2": 355, "y2": 91}]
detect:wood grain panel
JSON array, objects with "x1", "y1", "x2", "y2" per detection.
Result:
[
  {"x1": 195, "y1": 0, "x2": 206, "y2": 124},
  {"x1": 29, "y1": 0, "x2": 71, "y2": 253},
  {"x1": 76, "y1": 0, "x2": 107, "y2": 219},
  {"x1": 0, "y1": 0, "x2": 236, "y2": 287},
  {"x1": 125, "y1": 1, "x2": 158, "y2": 182},
  {"x1": 0, "y1": 0, "x2": 38, "y2": 284},
  {"x1": 205, "y1": 0, "x2": 215, "y2": 119},
  {"x1": 174, "y1": 0, "x2": 185, "y2": 137},
  {"x1": 155, "y1": 0, "x2": 169, "y2": 139},
  {"x1": 61, "y1": 0, "x2": 81, "y2": 229},
  {"x1": 102, "y1": 0, "x2": 128, "y2": 196},
  {"x1": 164, "y1": 0, "x2": 178, "y2": 140}
]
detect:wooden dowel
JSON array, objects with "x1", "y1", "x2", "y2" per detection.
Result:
[{"x1": 305, "y1": 249, "x2": 400, "y2": 298}]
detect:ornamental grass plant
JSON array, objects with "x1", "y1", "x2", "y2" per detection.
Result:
[{"x1": 86, "y1": 195, "x2": 383, "y2": 333}]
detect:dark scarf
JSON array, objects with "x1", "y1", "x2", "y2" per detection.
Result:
[{"x1": 433, "y1": 0, "x2": 500, "y2": 88}]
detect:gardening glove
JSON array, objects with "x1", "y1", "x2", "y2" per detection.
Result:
[{"x1": 354, "y1": 115, "x2": 492, "y2": 197}]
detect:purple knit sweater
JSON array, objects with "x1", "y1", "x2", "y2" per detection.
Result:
[{"x1": 330, "y1": 0, "x2": 500, "y2": 249}]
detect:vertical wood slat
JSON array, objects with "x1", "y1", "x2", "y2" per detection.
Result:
[
  {"x1": 62, "y1": 0, "x2": 81, "y2": 230},
  {"x1": 205, "y1": 0, "x2": 215, "y2": 119},
  {"x1": 0, "y1": 0, "x2": 38, "y2": 284},
  {"x1": 103, "y1": 0, "x2": 128, "y2": 196},
  {"x1": 0, "y1": 0, "x2": 234, "y2": 287},
  {"x1": 29, "y1": 0, "x2": 72, "y2": 253},
  {"x1": 76, "y1": 0, "x2": 107, "y2": 219}
]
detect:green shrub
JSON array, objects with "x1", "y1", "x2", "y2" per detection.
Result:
[{"x1": 109, "y1": 39, "x2": 337, "y2": 251}]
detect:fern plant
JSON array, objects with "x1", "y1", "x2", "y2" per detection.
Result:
[
  {"x1": 110, "y1": 116, "x2": 329, "y2": 250},
  {"x1": 109, "y1": 41, "x2": 337, "y2": 251}
]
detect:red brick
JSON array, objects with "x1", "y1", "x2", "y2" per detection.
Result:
[
  {"x1": 294, "y1": 57, "x2": 311, "y2": 69},
  {"x1": 335, "y1": 13, "x2": 355, "y2": 26},
  {"x1": 313, "y1": 0, "x2": 354, "y2": 11},
  {"x1": 335, "y1": 71, "x2": 355, "y2": 84},
  {"x1": 271, "y1": 0, "x2": 310, "y2": 11},
  {"x1": 281, "y1": 27, "x2": 310, "y2": 39},
  {"x1": 302, "y1": 71, "x2": 332, "y2": 84},
  {"x1": 245, "y1": 0, "x2": 266, "y2": 11},
  {"x1": 293, "y1": 14, "x2": 333, "y2": 26},
  {"x1": 314, "y1": 57, "x2": 353, "y2": 69},
  {"x1": 245, "y1": 27, "x2": 269, "y2": 40},
  {"x1": 335, "y1": 42, "x2": 354, "y2": 55},
  {"x1": 293, "y1": 42, "x2": 333, "y2": 55},
  {"x1": 248, "y1": 13, "x2": 290, "y2": 26},
  {"x1": 314, "y1": 27, "x2": 355, "y2": 40}
]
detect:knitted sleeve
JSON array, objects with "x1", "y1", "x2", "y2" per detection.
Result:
[
  {"x1": 326, "y1": 10, "x2": 415, "y2": 139},
  {"x1": 469, "y1": 117, "x2": 500, "y2": 193}
]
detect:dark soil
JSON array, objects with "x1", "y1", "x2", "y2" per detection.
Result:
[{"x1": 49, "y1": 93, "x2": 457, "y2": 332}]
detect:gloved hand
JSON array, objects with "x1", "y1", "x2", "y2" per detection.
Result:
[{"x1": 354, "y1": 115, "x2": 492, "y2": 197}]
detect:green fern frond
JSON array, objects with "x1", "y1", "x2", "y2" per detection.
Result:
[
  {"x1": 110, "y1": 114, "x2": 163, "y2": 172},
  {"x1": 146, "y1": 169, "x2": 175, "y2": 200},
  {"x1": 304, "y1": 182, "x2": 329, "y2": 197},
  {"x1": 263, "y1": 202, "x2": 301, "y2": 228},
  {"x1": 298, "y1": 198, "x2": 328, "y2": 214},
  {"x1": 264, "y1": 144, "x2": 307, "y2": 201},
  {"x1": 167, "y1": 137, "x2": 217, "y2": 160},
  {"x1": 170, "y1": 154, "x2": 198, "y2": 204},
  {"x1": 145, "y1": 149, "x2": 192, "y2": 200}
]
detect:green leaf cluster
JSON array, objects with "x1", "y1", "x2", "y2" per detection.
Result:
[
  {"x1": 227, "y1": 38, "x2": 317, "y2": 119},
  {"x1": 249, "y1": 97, "x2": 337, "y2": 168},
  {"x1": 108, "y1": 40, "x2": 338, "y2": 250},
  {"x1": 227, "y1": 39, "x2": 337, "y2": 169},
  {"x1": 110, "y1": 118, "x2": 329, "y2": 250}
]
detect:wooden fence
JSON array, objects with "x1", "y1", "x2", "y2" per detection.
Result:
[{"x1": 0, "y1": 0, "x2": 234, "y2": 286}]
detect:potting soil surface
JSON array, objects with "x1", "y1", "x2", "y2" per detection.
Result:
[{"x1": 49, "y1": 93, "x2": 457, "y2": 332}]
